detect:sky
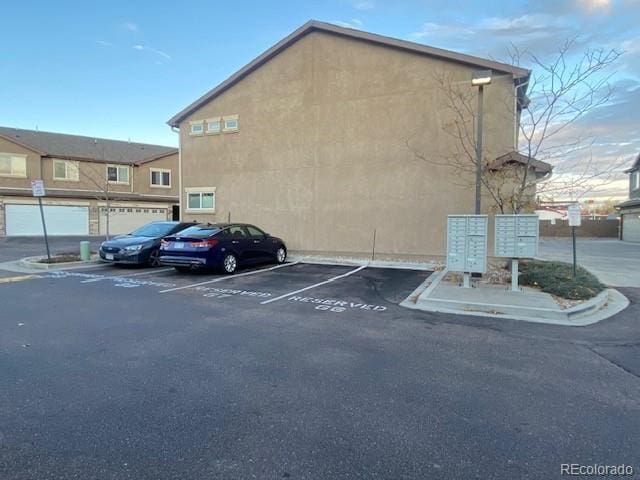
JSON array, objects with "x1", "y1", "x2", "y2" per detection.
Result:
[{"x1": 2, "y1": 0, "x2": 639, "y2": 198}]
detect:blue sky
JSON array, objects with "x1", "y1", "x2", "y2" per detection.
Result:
[{"x1": 2, "y1": 0, "x2": 639, "y2": 194}]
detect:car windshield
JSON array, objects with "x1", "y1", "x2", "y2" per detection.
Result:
[
  {"x1": 175, "y1": 226, "x2": 220, "y2": 238},
  {"x1": 129, "y1": 222, "x2": 177, "y2": 238}
]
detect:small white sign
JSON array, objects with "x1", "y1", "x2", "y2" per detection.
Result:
[
  {"x1": 31, "y1": 180, "x2": 45, "y2": 197},
  {"x1": 568, "y1": 204, "x2": 582, "y2": 227}
]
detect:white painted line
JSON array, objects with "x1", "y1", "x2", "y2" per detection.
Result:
[
  {"x1": 80, "y1": 267, "x2": 175, "y2": 283},
  {"x1": 158, "y1": 261, "x2": 301, "y2": 293},
  {"x1": 260, "y1": 265, "x2": 367, "y2": 305}
]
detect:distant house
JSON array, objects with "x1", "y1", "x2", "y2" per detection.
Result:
[
  {"x1": 0, "y1": 127, "x2": 179, "y2": 236},
  {"x1": 616, "y1": 154, "x2": 640, "y2": 242},
  {"x1": 168, "y1": 20, "x2": 551, "y2": 260}
]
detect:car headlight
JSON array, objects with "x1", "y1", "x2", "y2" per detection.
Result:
[{"x1": 123, "y1": 244, "x2": 145, "y2": 252}]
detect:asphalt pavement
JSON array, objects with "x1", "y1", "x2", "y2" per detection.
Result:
[{"x1": 0, "y1": 244, "x2": 639, "y2": 479}]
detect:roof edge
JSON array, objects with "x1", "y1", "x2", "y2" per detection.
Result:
[
  {"x1": 167, "y1": 20, "x2": 530, "y2": 127},
  {"x1": 0, "y1": 132, "x2": 46, "y2": 155}
]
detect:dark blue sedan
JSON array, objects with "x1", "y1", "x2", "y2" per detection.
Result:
[
  {"x1": 159, "y1": 223, "x2": 287, "y2": 273},
  {"x1": 99, "y1": 221, "x2": 198, "y2": 266}
]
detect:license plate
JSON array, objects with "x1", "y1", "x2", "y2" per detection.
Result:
[
  {"x1": 174, "y1": 242, "x2": 184, "y2": 249},
  {"x1": 106, "y1": 253, "x2": 114, "y2": 260}
]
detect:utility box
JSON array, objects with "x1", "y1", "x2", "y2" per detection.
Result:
[
  {"x1": 494, "y1": 214, "x2": 539, "y2": 258},
  {"x1": 446, "y1": 215, "x2": 488, "y2": 274}
]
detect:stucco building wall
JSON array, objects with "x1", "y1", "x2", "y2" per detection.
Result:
[{"x1": 179, "y1": 31, "x2": 518, "y2": 259}]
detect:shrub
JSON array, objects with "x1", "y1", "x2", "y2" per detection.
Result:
[{"x1": 518, "y1": 260, "x2": 605, "y2": 300}]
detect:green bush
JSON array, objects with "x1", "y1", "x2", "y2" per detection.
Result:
[{"x1": 518, "y1": 260, "x2": 605, "y2": 300}]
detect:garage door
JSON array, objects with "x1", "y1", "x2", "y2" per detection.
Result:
[
  {"x1": 5, "y1": 204, "x2": 89, "y2": 236},
  {"x1": 623, "y1": 213, "x2": 640, "y2": 242},
  {"x1": 99, "y1": 207, "x2": 167, "y2": 235}
]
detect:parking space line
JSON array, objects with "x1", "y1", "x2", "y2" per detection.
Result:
[
  {"x1": 158, "y1": 261, "x2": 301, "y2": 293},
  {"x1": 260, "y1": 265, "x2": 367, "y2": 305},
  {"x1": 80, "y1": 267, "x2": 175, "y2": 283}
]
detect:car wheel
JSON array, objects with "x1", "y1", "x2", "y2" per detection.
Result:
[
  {"x1": 174, "y1": 266, "x2": 191, "y2": 273},
  {"x1": 148, "y1": 249, "x2": 161, "y2": 267},
  {"x1": 275, "y1": 246, "x2": 287, "y2": 264},
  {"x1": 222, "y1": 253, "x2": 238, "y2": 274}
]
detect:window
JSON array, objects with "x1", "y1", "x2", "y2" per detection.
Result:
[
  {"x1": 246, "y1": 225, "x2": 266, "y2": 237},
  {"x1": 185, "y1": 187, "x2": 216, "y2": 212},
  {"x1": 107, "y1": 165, "x2": 130, "y2": 184},
  {"x1": 206, "y1": 118, "x2": 221, "y2": 134},
  {"x1": 189, "y1": 121, "x2": 204, "y2": 136},
  {"x1": 633, "y1": 171, "x2": 640, "y2": 190},
  {"x1": 52, "y1": 159, "x2": 79, "y2": 181},
  {"x1": 150, "y1": 169, "x2": 171, "y2": 187},
  {"x1": 0, "y1": 153, "x2": 27, "y2": 177},
  {"x1": 223, "y1": 115, "x2": 239, "y2": 132}
]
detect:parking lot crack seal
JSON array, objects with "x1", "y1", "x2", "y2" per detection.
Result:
[{"x1": 586, "y1": 345, "x2": 640, "y2": 381}]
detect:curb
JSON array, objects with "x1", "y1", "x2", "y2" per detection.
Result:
[
  {"x1": 288, "y1": 255, "x2": 439, "y2": 271},
  {"x1": 18, "y1": 256, "x2": 101, "y2": 271},
  {"x1": 401, "y1": 267, "x2": 629, "y2": 326}
]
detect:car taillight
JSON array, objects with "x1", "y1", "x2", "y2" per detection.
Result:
[{"x1": 191, "y1": 238, "x2": 218, "y2": 248}]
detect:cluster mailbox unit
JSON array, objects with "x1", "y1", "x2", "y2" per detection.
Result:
[
  {"x1": 494, "y1": 214, "x2": 539, "y2": 291},
  {"x1": 446, "y1": 215, "x2": 488, "y2": 288}
]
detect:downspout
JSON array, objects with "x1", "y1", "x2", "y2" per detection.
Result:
[{"x1": 171, "y1": 126, "x2": 182, "y2": 220}]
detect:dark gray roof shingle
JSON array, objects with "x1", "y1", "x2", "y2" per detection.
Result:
[{"x1": 0, "y1": 126, "x2": 176, "y2": 165}]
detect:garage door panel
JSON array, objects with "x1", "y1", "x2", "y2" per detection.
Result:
[
  {"x1": 623, "y1": 214, "x2": 640, "y2": 242},
  {"x1": 99, "y1": 208, "x2": 167, "y2": 235},
  {"x1": 5, "y1": 204, "x2": 89, "y2": 236}
]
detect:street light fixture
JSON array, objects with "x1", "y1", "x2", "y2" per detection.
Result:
[{"x1": 471, "y1": 69, "x2": 492, "y2": 214}]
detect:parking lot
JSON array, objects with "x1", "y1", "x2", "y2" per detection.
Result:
[{"x1": 2, "y1": 250, "x2": 640, "y2": 479}]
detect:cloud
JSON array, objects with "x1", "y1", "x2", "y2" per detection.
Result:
[
  {"x1": 132, "y1": 44, "x2": 172, "y2": 61},
  {"x1": 575, "y1": 0, "x2": 612, "y2": 14},
  {"x1": 96, "y1": 40, "x2": 113, "y2": 47},
  {"x1": 332, "y1": 19, "x2": 363, "y2": 29},
  {"x1": 122, "y1": 21, "x2": 139, "y2": 33},
  {"x1": 352, "y1": 0, "x2": 374, "y2": 10}
]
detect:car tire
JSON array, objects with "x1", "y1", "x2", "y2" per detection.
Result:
[
  {"x1": 275, "y1": 246, "x2": 287, "y2": 264},
  {"x1": 222, "y1": 253, "x2": 238, "y2": 274},
  {"x1": 148, "y1": 249, "x2": 161, "y2": 267},
  {"x1": 174, "y1": 266, "x2": 191, "y2": 273}
]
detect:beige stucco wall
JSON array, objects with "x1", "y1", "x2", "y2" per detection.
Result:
[
  {"x1": 134, "y1": 153, "x2": 179, "y2": 196},
  {"x1": 178, "y1": 31, "x2": 517, "y2": 259}
]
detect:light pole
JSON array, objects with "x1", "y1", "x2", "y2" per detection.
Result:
[{"x1": 471, "y1": 69, "x2": 492, "y2": 214}]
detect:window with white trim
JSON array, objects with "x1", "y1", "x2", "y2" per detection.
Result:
[
  {"x1": 633, "y1": 171, "x2": 640, "y2": 190},
  {"x1": 185, "y1": 188, "x2": 216, "y2": 212},
  {"x1": 150, "y1": 168, "x2": 171, "y2": 187},
  {"x1": 106, "y1": 165, "x2": 130, "y2": 184},
  {"x1": 0, "y1": 153, "x2": 27, "y2": 177},
  {"x1": 189, "y1": 121, "x2": 204, "y2": 136},
  {"x1": 53, "y1": 159, "x2": 79, "y2": 181},
  {"x1": 206, "y1": 118, "x2": 221, "y2": 134},
  {"x1": 223, "y1": 115, "x2": 239, "y2": 132}
]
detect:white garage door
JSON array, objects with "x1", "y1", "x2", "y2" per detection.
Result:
[
  {"x1": 5, "y1": 204, "x2": 89, "y2": 236},
  {"x1": 100, "y1": 207, "x2": 167, "y2": 235},
  {"x1": 623, "y1": 213, "x2": 640, "y2": 242}
]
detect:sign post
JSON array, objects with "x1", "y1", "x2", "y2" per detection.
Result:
[
  {"x1": 31, "y1": 180, "x2": 51, "y2": 262},
  {"x1": 567, "y1": 204, "x2": 582, "y2": 278}
]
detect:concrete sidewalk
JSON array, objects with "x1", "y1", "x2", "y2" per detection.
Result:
[{"x1": 402, "y1": 270, "x2": 629, "y2": 326}]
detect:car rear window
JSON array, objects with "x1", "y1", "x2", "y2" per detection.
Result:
[{"x1": 176, "y1": 226, "x2": 220, "y2": 238}]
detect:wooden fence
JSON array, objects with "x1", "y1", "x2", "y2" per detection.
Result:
[{"x1": 539, "y1": 219, "x2": 619, "y2": 238}]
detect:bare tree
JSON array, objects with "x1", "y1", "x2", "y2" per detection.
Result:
[{"x1": 406, "y1": 39, "x2": 625, "y2": 213}]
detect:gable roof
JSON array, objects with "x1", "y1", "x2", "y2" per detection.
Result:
[
  {"x1": 623, "y1": 153, "x2": 640, "y2": 173},
  {"x1": 168, "y1": 20, "x2": 531, "y2": 127},
  {"x1": 0, "y1": 126, "x2": 177, "y2": 165},
  {"x1": 489, "y1": 151, "x2": 553, "y2": 175}
]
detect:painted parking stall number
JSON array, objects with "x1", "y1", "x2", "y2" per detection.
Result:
[{"x1": 288, "y1": 295, "x2": 387, "y2": 314}]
